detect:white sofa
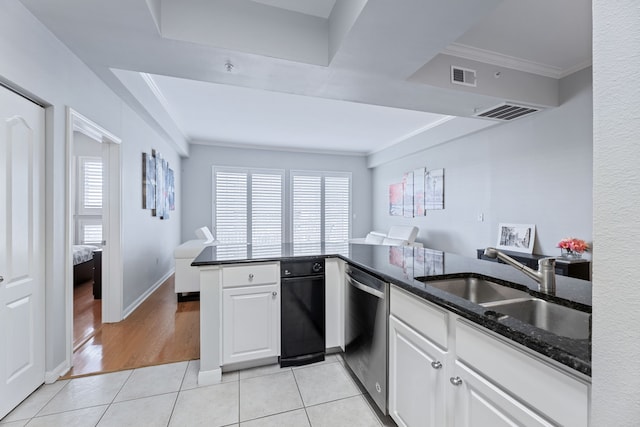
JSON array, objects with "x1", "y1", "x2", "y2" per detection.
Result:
[
  {"x1": 350, "y1": 225, "x2": 422, "y2": 247},
  {"x1": 174, "y1": 227, "x2": 217, "y2": 299}
]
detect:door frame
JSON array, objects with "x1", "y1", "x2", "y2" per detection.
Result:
[{"x1": 65, "y1": 108, "x2": 122, "y2": 368}]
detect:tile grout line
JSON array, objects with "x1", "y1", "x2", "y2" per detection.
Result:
[
  {"x1": 165, "y1": 362, "x2": 190, "y2": 427},
  {"x1": 289, "y1": 365, "x2": 312, "y2": 426},
  {"x1": 27, "y1": 379, "x2": 72, "y2": 421}
]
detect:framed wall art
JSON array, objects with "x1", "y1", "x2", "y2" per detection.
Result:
[
  {"x1": 425, "y1": 168, "x2": 444, "y2": 210},
  {"x1": 496, "y1": 223, "x2": 536, "y2": 254},
  {"x1": 142, "y1": 149, "x2": 175, "y2": 220}
]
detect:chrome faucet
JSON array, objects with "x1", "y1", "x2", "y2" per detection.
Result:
[{"x1": 483, "y1": 247, "x2": 556, "y2": 293}]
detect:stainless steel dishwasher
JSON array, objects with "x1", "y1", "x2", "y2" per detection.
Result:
[{"x1": 344, "y1": 264, "x2": 389, "y2": 415}]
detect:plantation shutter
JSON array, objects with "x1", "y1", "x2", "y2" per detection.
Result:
[
  {"x1": 252, "y1": 173, "x2": 282, "y2": 245},
  {"x1": 81, "y1": 221, "x2": 103, "y2": 246},
  {"x1": 291, "y1": 172, "x2": 351, "y2": 253},
  {"x1": 292, "y1": 175, "x2": 322, "y2": 244},
  {"x1": 79, "y1": 157, "x2": 102, "y2": 214},
  {"x1": 215, "y1": 171, "x2": 248, "y2": 244},
  {"x1": 214, "y1": 167, "x2": 283, "y2": 246},
  {"x1": 324, "y1": 175, "x2": 350, "y2": 254}
]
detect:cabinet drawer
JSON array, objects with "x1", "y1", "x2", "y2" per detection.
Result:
[
  {"x1": 390, "y1": 285, "x2": 448, "y2": 349},
  {"x1": 456, "y1": 320, "x2": 589, "y2": 427},
  {"x1": 222, "y1": 262, "x2": 279, "y2": 288}
]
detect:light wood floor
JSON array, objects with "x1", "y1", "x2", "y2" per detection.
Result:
[
  {"x1": 65, "y1": 275, "x2": 199, "y2": 378},
  {"x1": 73, "y1": 280, "x2": 103, "y2": 351}
]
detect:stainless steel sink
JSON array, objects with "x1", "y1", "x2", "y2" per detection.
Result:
[
  {"x1": 488, "y1": 299, "x2": 591, "y2": 340},
  {"x1": 423, "y1": 277, "x2": 530, "y2": 304}
]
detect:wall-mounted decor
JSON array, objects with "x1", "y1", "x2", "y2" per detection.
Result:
[
  {"x1": 403, "y1": 172, "x2": 414, "y2": 218},
  {"x1": 425, "y1": 168, "x2": 444, "y2": 210},
  {"x1": 496, "y1": 223, "x2": 536, "y2": 254},
  {"x1": 389, "y1": 183, "x2": 404, "y2": 216},
  {"x1": 413, "y1": 167, "x2": 427, "y2": 216},
  {"x1": 142, "y1": 149, "x2": 175, "y2": 220},
  {"x1": 142, "y1": 152, "x2": 156, "y2": 209}
]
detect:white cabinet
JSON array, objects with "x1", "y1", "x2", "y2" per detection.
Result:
[
  {"x1": 451, "y1": 361, "x2": 553, "y2": 427},
  {"x1": 388, "y1": 284, "x2": 591, "y2": 427},
  {"x1": 453, "y1": 320, "x2": 589, "y2": 427},
  {"x1": 389, "y1": 286, "x2": 449, "y2": 427},
  {"x1": 221, "y1": 262, "x2": 280, "y2": 365},
  {"x1": 389, "y1": 315, "x2": 447, "y2": 427}
]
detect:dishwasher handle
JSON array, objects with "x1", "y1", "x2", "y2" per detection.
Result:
[{"x1": 347, "y1": 275, "x2": 385, "y2": 299}]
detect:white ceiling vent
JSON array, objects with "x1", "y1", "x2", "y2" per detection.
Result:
[
  {"x1": 451, "y1": 66, "x2": 476, "y2": 87},
  {"x1": 474, "y1": 103, "x2": 541, "y2": 121}
]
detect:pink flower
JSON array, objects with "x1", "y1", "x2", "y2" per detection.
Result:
[{"x1": 557, "y1": 237, "x2": 589, "y2": 253}]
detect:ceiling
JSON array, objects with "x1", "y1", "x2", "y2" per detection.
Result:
[{"x1": 20, "y1": 0, "x2": 592, "y2": 157}]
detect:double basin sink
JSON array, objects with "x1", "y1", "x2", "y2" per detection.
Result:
[{"x1": 418, "y1": 277, "x2": 590, "y2": 340}]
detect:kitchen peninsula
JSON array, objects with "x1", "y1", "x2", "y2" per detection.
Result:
[{"x1": 192, "y1": 243, "x2": 592, "y2": 426}]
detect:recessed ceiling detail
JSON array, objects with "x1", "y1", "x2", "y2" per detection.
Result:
[
  {"x1": 158, "y1": 0, "x2": 359, "y2": 66},
  {"x1": 251, "y1": 0, "x2": 337, "y2": 18},
  {"x1": 127, "y1": 72, "x2": 452, "y2": 154}
]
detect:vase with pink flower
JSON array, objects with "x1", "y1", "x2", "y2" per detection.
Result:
[{"x1": 557, "y1": 237, "x2": 589, "y2": 259}]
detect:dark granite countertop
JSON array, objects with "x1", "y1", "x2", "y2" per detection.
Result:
[{"x1": 193, "y1": 243, "x2": 592, "y2": 376}]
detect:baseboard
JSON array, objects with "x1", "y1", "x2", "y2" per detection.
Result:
[
  {"x1": 45, "y1": 360, "x2": 70, "y2": 384},
  {"x1": 198, "y1": 367, "x2": 222, "y2": 386},
  {"x1": 123, "y1": 268, "x2": 175, "y2": 319}
]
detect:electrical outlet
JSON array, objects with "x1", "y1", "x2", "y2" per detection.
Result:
[{"x1": 477, "y1": 213, "x2": 484, "y2": 222}]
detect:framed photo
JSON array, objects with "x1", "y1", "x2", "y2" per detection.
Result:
[{"x1": 496, "y1": 223, "x2": 536, "y2": 254}]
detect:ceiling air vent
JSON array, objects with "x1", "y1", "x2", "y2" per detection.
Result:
[
  {"x1": 474, "y1": 103, "x2": 541, "y2": 121},
  {"x1": 451, "y1": 66, "x2": 476, "y2": 87}
]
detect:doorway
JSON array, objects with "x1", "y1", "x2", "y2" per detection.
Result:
[
  {"x1": 71, "y1": 131, "x2": 104, "y2": 351},
  {"x1": 65, "y1": 108, "x2": 122, "y2": 373}
]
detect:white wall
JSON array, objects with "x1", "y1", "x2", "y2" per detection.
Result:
[
  {"x1": 0, "y1": 1, "x2": 181, "y2": 376},
  {"x1": 371, "y1": 67, "x2": 593, "y2": 258},
  {"x1": 592, "y1": 1, "x2": 640, "y2": 424},
  {"x1": 181, "y1": 143, "x2": 372, "y2": 243}
]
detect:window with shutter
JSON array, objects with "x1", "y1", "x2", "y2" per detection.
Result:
[
  {"x1": 291, "y1": 171, "x2": 351, "y2": 253},
  {"x1": 213, "y1": 167, "x2": 284, "y2": 246},
  {"x1": 76, "y1": 156, "x2": 103, "y2": 245},
  {"x1": 79, "y1": 157, "x2": 102, "y2": 214},
  {"x1": 213, "y1": 167, "x2": 350, "y2": 249}
]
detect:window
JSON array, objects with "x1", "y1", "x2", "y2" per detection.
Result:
[
  {"x1": 213, "y1": 167, "x2": 284, "y2": 245},
  {"x1": 291, "y1": 171, "x2": 351, "y2": 253},
  {"x1": 212, "y1": 167, "x2": 350, "y2": 249},
  {"x1": 79, "y1": 219, "x2": 103, "y2": 246},
  {"x1": 76, "y1": 156, "x2": 103, "y2": 245},
  {"x1": 79, "y1": 156, "x2": 103, "y2": 214}
]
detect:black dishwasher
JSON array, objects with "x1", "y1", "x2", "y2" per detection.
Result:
[{"x1": 280, "y1": 259, "x2": 325, "y2": 367}]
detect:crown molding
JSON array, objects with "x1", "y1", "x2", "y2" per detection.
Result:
[{"x1": 442, "y1": 43, "x2": 591, "y2": 79}]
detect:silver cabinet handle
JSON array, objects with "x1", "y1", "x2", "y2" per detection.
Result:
[
  {"x1": 431, "y1": 361, "x2": 442, "y2": 370},
  {"x1": 272, "y1": 291, "x2": 278, "y2": 297},
  {"x1": 450, "y1": 376, "x2": 463, "y2": 386},
  {"x1": 248, "y1": 273, "x2": 254, "y2": 281}
]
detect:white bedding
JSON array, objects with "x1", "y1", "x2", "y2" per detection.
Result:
[{"x1": 73, "y1": 245, "x2": 99, "y2": 266}]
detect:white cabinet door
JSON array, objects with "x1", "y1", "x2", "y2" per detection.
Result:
[
  {"x1": 451, "y1": 362, "x2": 554, "y2": 427},
  {"x1": 0, "y1": 86, "x2": 45, "y2": 419},
  {"x1": 389, "y1": 315, "x2": 447, "y2": 427},
  {"x1": 222, "y1": 284, "x2": 280, "y2": 364}
]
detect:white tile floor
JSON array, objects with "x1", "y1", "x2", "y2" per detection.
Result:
[{"x1": 1, "y1": 355, "x2": 394, "y2": 427}]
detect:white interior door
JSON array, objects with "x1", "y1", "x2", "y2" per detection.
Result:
[{"x1": 0, "y1": 85, "x2": 45, "y2": 418}]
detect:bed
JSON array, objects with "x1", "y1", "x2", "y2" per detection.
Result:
[{"x1": 73, "y1": 245, "x2": 100, "y2": 292}]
